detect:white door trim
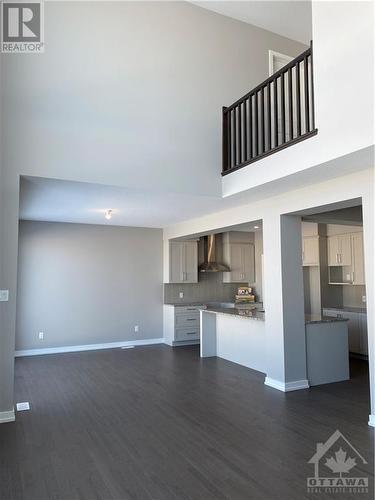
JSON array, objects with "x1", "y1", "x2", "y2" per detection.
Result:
[
  {"x1": 0, "y1": 408, "x2": 15, "y2": 423},
  {"x1": 268, "y1": 50, "x2": 293, "y2": 76}
]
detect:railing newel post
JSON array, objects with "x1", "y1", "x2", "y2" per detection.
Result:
[{"x1": 222, "y1": 106, "x2": 229, "y2": 173}]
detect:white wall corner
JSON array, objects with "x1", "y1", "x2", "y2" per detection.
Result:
[
  {"x1": 0, "y1": 408, "x2": 15, "y2": 424},
  {"x1": 368, "y1": 415, "x2": 375, "y2": 428},
  {"x1": 264, "y1": 377, "x2": 309, "y2": 392}
]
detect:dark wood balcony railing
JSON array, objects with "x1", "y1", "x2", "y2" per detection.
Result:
[{"x1": 222, "y1": 41, "x2": 318, "y2": 175}]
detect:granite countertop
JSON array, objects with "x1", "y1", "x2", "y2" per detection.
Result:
[
  {"x1": 164, "y1": 302, "x2": 207, "y2": 307},
  {"x1": 305, "y1": 314, "x2": 349, "y2": 325},
  {"x1": 165, "y1": 301, "x2": 264, "y2": 308},
  {"x1": 203, "y1": 306, "x2": 265, "y2": 321},
  {"x1": 325, "y1": 306, "x2": 367, "y2": 314}
]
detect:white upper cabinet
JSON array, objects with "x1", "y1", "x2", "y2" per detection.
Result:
[
  {"x1": 351, "y1": 232, "x2": 365, "y2": 285},
  {"x1": 169, "y1": 240, "x2": 198, "y2": 283},
  {"x1": 302, "y1": 237, "x2": 319, "y2": 266},
  {"x1": 339, "y1": 234, "x2": 352, "y2": 266},
  {"x1": 327, "y1": 230, "x2": 365, "y2": 286},
  {"x1": 222, "y1": 232, "x2": 255, "y2": 283},
  {"x1": 328, "y1": 234, "x2": 352, "y2": 266}
]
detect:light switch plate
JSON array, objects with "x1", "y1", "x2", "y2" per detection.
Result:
[
  {"x1": 0, "y1": 290, "x2": 9, "y2": 302},
  {"x1": 179, "y1": 292, "x2": 184, "y2": 299}
]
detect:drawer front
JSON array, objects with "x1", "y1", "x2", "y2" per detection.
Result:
[
  {"x1": 175, "y1": 305, "x2": 205, "y2": 314},
  {"x1": 175, "y1": 313, "x2": 200, "y2": 328},
  {"x1": 175, "y1": 327, "x2": 200, "y2": 341},
  {"x1": 323, "y1": 309, "x2": 342, "y2": 318}
]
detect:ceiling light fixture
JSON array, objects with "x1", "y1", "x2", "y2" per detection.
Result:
[
  {"x1": 105, "y1": 209, "x2": 113, "y2": 220},
  {"x1": 254, "y1": 225, "x2": 259, "y2": 229}
]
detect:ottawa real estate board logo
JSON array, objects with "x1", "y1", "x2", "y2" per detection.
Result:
[
  {"x1": 1, "y1": 0, "x2": 44, "y2": 53},
  {"x1": 307, "y1": 430, "x2": 369, "y2": 495}
]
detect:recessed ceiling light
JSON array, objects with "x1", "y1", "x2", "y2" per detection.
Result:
[
  {"x1": 105, "y1": 209, "x2": 113, "y2": 220},
  {"x1": 254, "y1": 225, "x2": 259, "y2": 229}
]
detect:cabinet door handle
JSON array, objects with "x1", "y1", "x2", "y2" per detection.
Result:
[
  {"x1": 186, "y1": 332, "x2": 197, "y2": 335},
  {"x1": 186, "y1": 318, "x2": 197, "y2": 321}
]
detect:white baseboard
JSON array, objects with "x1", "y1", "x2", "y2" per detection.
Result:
[
  {"x1": 368, "y1": 414, "x2": 375, "y2": 427},
  {"x1": 15, "y1": 338, "x2": 164, "y2": 357},
  {"x1": 264, "y1": 377, "x2": 310, "y2": 392},
  {"x1": 0, "y1": 408, "x2": 15, "y2": 424}
]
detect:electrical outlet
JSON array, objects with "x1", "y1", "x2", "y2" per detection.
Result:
[
  {"x1": 134, "y1": 325, "x2": 139, "y2": 333},
  {"x1": 179, "y1": 292, "x2": 184, "y2": 299},
  {"x1": 362, "y1": 296, "x2": 366, "y2": 303},
  {"x1": 38, "y1": 331, "x2": 44, "y2": 340},
  {"x1": 16, "y1": 402, "x2": 30, "y2": 411},
  {"x1": 0, "y1": 290, "x2": 9, "y2": 302}
]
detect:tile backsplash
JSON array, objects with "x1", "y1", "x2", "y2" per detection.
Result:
[{"x1": 164, "y1": 272, "x2": 248, "y2": 304}]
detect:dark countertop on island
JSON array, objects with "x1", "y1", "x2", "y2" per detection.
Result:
[
  {"x1": 203, "y1": 306, "x2": 265, "y2": 321},
  {"x1": 324, "y1": 306, "x2": 366, "y2": 314},
  {"x1": 305, "y1": 314, "x2": 349, "y2": 324}
]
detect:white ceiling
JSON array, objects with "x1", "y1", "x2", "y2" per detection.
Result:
[
  {"x1": 19, "y1": 176, "x2": 260, "y2": 228},
  {"x1": 189, "y1": 1, "x2": 312, "y2": 44}
]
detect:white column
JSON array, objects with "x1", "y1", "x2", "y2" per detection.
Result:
[
  {"x1": 263, "y1": 213, "x2": 308, "y2": 391},
  {"x1": 0, "y1": 172, "x2": 19, "y2": 422},
  {"x1": 362, "y1": 188, "x2": 375, "y2": 426}
]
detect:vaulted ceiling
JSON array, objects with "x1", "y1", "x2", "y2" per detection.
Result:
[{"x1": 189, "y1": 1, "x2": 312, "y2": 44}]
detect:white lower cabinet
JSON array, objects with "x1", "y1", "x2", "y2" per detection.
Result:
[
  {"x1": 359, "y1": 314, "x2": 368, "y2": 355},
  {"x1": 323, "y1": 308, "x2": 367, "y2": 355},
  {"x1": 163, "y1": 304, "x2": 206, "y2": 346}
]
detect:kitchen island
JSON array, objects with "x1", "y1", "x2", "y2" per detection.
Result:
[
  {"x1": 200, "y1": 306, "x2": 266, "y2": 374},
  {"x1": 305, "y1": 313, "x2": 349, "y2": 386},
  {"x1": 200, "y1": 307, "x2": 350, "y2": 387}
]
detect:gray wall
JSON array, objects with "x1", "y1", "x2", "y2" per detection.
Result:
[
  {"x1": 0, "y1": 1, "x2": 306, "y2": 413},
  {"x1": 16, "y1": 221, "x2": 163, "y2": 350},
  {"x1": 2, "y1": 1, "x2": 307, "y2": 199}
]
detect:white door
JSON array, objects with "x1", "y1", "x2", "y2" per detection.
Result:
[{"x1": 269, "y1": 50, "x2": 309, "y2": 146}]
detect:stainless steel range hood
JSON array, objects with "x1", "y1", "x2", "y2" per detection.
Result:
[{"x1": 198, "y1": 234, "x2": 230, "y2": 273}]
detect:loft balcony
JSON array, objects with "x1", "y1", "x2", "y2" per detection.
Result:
[{"x1": 222, "y1": 41, "x2": 318, "y2": 176}]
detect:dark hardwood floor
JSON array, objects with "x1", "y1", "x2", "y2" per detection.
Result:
[{"x1": 0, "y1": 345, "x2": 373, "y2": 500}]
